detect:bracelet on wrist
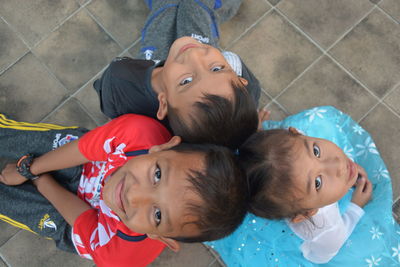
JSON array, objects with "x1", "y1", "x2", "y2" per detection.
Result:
[{"x1": 16, "y1": 154, "x2": 40, "y2": 181}]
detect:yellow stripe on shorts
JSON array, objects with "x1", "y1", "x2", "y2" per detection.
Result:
[
  {"x1": 0, "y1": 214, "x2": 37, "y2": 235},
  {"x1": 0, "y1": 114, "x2": 78, "y2": 131}
]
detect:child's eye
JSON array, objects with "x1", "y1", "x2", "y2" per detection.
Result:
[
  {"x1": 154, "y1": 166, "x2": 161, "y2": 184},
  {"x1": 179, "y1": 77, "x2": 193, "y2": 85},
  {"x1": 315, "y1": 176, "x2": 322, "y2": 190},
  {"x1": 154, "y1": 208, "x2": 162, "y2": 226},
  {"x1": 313, "y1": 144, "x2": 321, "y2": 158},
  {"x1": 211, "y1": 65, "x2": 224, "y2": 72}
]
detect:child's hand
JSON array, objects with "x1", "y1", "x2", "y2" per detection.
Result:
[
  {"x1": 351, "y1": 176, "x2": 372, "y2": 208},
  {"x1": 0, "y1": 163, "x2": 28, "y2": 185},
  {"x1": 258, "y1": 108, "x2": 271, "y2": 131}
]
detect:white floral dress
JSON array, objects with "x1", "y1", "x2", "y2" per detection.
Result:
[{"x1": 207, "y1": 106, "x2": 400, "y2": 267}]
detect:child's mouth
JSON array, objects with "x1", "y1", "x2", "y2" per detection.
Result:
[
  {"x1": 348, "y1": 159, "x2": 357, "y2": 182},
  {"x1": 115, "y1": 177, "x2": 126, "y2": 214},
  {"x1": 178, "y1": 43, "x2": 199, "y2": 56}
]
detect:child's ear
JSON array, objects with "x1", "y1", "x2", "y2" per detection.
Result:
[
  {"x1": 149, "y1": 136, "x2": 182, "y2": 154},
  {"x1": 288, "y1": 127, "x2": 301, "y2": 135},
  {"x1": 147, "y1": 234, "x2": 181, "y2": 252},
  {"x1": 239, "y1": 77, "x2": 248, "y2": 86},
  {"x1": 157, "y1": 92, "x2": 168, "y2": 120},
  {"x1": 291, "y1": 209, "x2": 318, "y2": 223}
]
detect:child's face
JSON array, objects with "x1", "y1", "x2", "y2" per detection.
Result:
[
  {"x1": 155, "y1": 36, "x2": 247, "y2": 120},
  {"x1": 102, "y1": 148, "x2": 204, "y2": 244},
  {"x1": 290, "y1": 134, "x2": 359, "y2": 210}
]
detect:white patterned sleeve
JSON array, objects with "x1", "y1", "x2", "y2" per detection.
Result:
[{"x1": 288, "y1": 202, "x2": 364, "y2": 263}]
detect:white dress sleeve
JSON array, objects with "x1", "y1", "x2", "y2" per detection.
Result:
[{"x1": 287, "y1": 202, "x2": 365, "y2": 264}]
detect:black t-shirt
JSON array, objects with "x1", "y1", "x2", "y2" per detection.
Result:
[{"x1": 93, "y1": 57, "x2": 160, "y2": 120}]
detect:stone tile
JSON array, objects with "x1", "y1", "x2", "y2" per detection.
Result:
[
  {"x1": 0, "y1": 230, "x2": 92, "y2": 267},
  {"x1": 258, "y1": 90, "x2": 272, "y2": 110},
  {"x1": 277, "y1": 56, "x2": 377, "y2": 121},
  {"x1": 0, "y1": 18, "x2": 28, "y2": 73},
  {"x1": 74, "y1": 77, "x2": 109, "y2": 126},
  {"x1": 0, "y1": 53, "x2": 67, "y2": 122},
  {"x1": 208, "y1": 258, "x2": 223, "y2": 267},
  {"x1": 380, "y1": 0, "x2": 400, "y2": 22},
  {"x1": 0, "y1": 0, "x2": 80, "y2": 47},
  {"x1": 370, "y1": 0, "x2": 382, "y2": 4},
  {"x1": 128, "y1": 41, "x2": 142, "y2": 58},
  {"x1": 265, "y1": 102, "x2": 288, "y2": 121},
  {"x1": 360, "y1": 104, "x2": 400, "y2": 199},
  {"x1": 268, "y1": 0, "x2": 281, "y2": 5},
  {"x1": 0, "y1": 258, "x2": 6, "y2": 267},
  {"x1": 219, "y1": 0, "x2": 271, "y2": 48},
  {"x1": 330, "y1": 9, "x2": 400, "y2": 98},
  {"x1": 150, "y1": 243, "x2": 216, "y2": 267},
  {"x1": 384, "y1": 84, "x2": 400, "y2": 115},
  {"x1": 0, "y1": 220, "x2": 19, "y2": 247},
  {"x1": 33, "y1": 9, "x2": 121, "y2": 92},
  {"x1": 277, "y1": 0, "x2": 373, "y2": 49},
  {"x1": 230, "y1": 11, "x2": 321, "y2": 97},
  {"x1": 44, "y1": 98, "x2": 97, "y2": 130},
  {"x1": 86, "y1": 0, "x2": 148, "y2": 48}
]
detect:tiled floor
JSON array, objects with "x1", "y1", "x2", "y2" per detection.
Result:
[{"x1": 0, "y1": 0, "x2": 399, "y2": 266}]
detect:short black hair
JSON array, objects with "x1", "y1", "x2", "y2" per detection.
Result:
[
  {"x1": 239, "y1": 129, "x2": 310, "y2": 220},
  {"x1": 167, "y1": 82, "x2": 258, "y2": 149},
  {"x1": 168, "y1": 143, "x2": 248, "y2": 242}
]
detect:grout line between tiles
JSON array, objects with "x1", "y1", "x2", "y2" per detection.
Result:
[
  {"x1": 375, "y1": 5, "x2": 400, "y2": 25},
  {"x1": 30, "y1": 4, "x2": 87, "y2": 50},
  {"x1": 225, "y1": 8, "x2": 273, "y2": 50},
  {"x1": 0, "y1": 15, "x2": 32, "y2": 50},
  {"x1": 0, "y1": 50, "x2": 29, "y2": 77},
  {"x1": 85, "y1": 8, "x2": 125, "y2": 51}
]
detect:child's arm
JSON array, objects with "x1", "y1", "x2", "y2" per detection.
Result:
[
  {"x1": 289, "y1": 201, "x2": 366, "y2": 264},
  {"x1": 34, "y1": 173, "x2": 91, "y2": 225},
  {"x1": 0, "y1": 140, "x2": 89, "y2": 185}
]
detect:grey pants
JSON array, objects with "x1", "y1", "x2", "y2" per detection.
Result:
[
  {"x1": 0, "y1": 114, "x2": 88, "y2": 253},
  {"x1": 139, "y1": 0, "x2": 243, "y2": 60}
]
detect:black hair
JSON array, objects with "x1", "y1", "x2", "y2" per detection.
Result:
[
  {"x1": 168, "y1": 143, "x2": 248, "y2": 242},
  {"x1": 167, "y1": 82, "x2": 258, "y2": 149},
  {"x1": 239, "y1": 129, "x2": 311, "y2": 220}
]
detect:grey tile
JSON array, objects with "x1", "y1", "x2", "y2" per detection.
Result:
[
  {"x1": 0, "y1": 53, "x2": 67, "y2": 122},
  {"x1": 74, "y1": 77, "x2": 109, "y2": 126},
  {"x1": 277, "y1": 0, "x2": 373, "y2": 48},
  {"x1": 277, "y1": 56, "x2": 377, "y2": 121},
  {"x1": 0, "y1": 18, "x2": 28, "y2": 73},
  {"x1": 360, "y1": 104, "x2": 400, "y2": 199},
  {"x1": 0, "y1": 220, "x2": 19, "y2": 247},
  {"x1": 258, "y1": 90, "x2": 272, "y2": 110},
  {"x1": 128, "y1": 41, "x2": 142, "y2": 58},
  {"x1": 33, "y1": 9, "x2": 122, "y2": 92},
  {"x1": 149, "y1": 243, "x2": 217, "y2": 267},
  {"x1": 384, "y1": 84, "x2": 400, "y2": 115},
  {"x1": 44, "y1": 98, "x2": 97, "y2": 130},
  {"x1": 370, "y1": 0, "x2": 382, "y2": 4},
  {"x1": 380, "y1": 0, "x2": 400, "y2": 22},
  {"x1": 0, "y1": 257, "x2": 6, "y2": 267},
  {"x1": 268, "y1": 0, "x2": 281, "y2": 5},
  {"x1": 330, "y1": 9, "x2": 400, "y2": 98},
  {"x1": 0, "y1": 0, "x2": 80, "y2": 47},
  {"x1": 230, "y1": 11, "x2": 321, "y2": 97},
  {"x1": 86, "y1": 0, "x2": 149, "y2": 48},
  {"x1": 0, "y1": 230, "x2": 92, "y2": 267},
  {"x1": 265, "y1": 102, "x2": 288, "y2": 121},
  {"x1": 219, "y1": 0, "x2": 271, "y2": 48}
]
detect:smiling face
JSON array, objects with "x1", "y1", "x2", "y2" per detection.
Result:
[
  {"x1": 152, "y1": 36, "x2": 247, "y2": 120},
  {"x1": 290, "y1": 135, "x2": 359, "y2": 210},
  {"x1": 102, "y1": 149, "x2": 204, "y2": 240}
]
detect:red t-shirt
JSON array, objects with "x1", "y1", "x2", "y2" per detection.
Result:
[{"x1": 72, "y1": 114, "x2": 171, "y2": 267}]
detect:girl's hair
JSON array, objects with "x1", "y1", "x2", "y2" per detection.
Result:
[{"x1": 239, "y1": 128, "x2": 312, "y2": 220}]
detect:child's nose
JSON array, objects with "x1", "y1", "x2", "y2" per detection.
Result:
[
  {"x1": 127, "y1": 186, "x2": 154, "y2": 207},
  {"x1": 323, "y1": 157, "x2": 341, "y2": 176}
]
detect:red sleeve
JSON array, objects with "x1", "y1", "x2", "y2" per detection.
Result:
[
  {"x1": 78, "y1": 114, "x2": 171, "y2": 161},
  {"x1": 72, "y1": 209, "x2": 165, "y2": 267}
]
